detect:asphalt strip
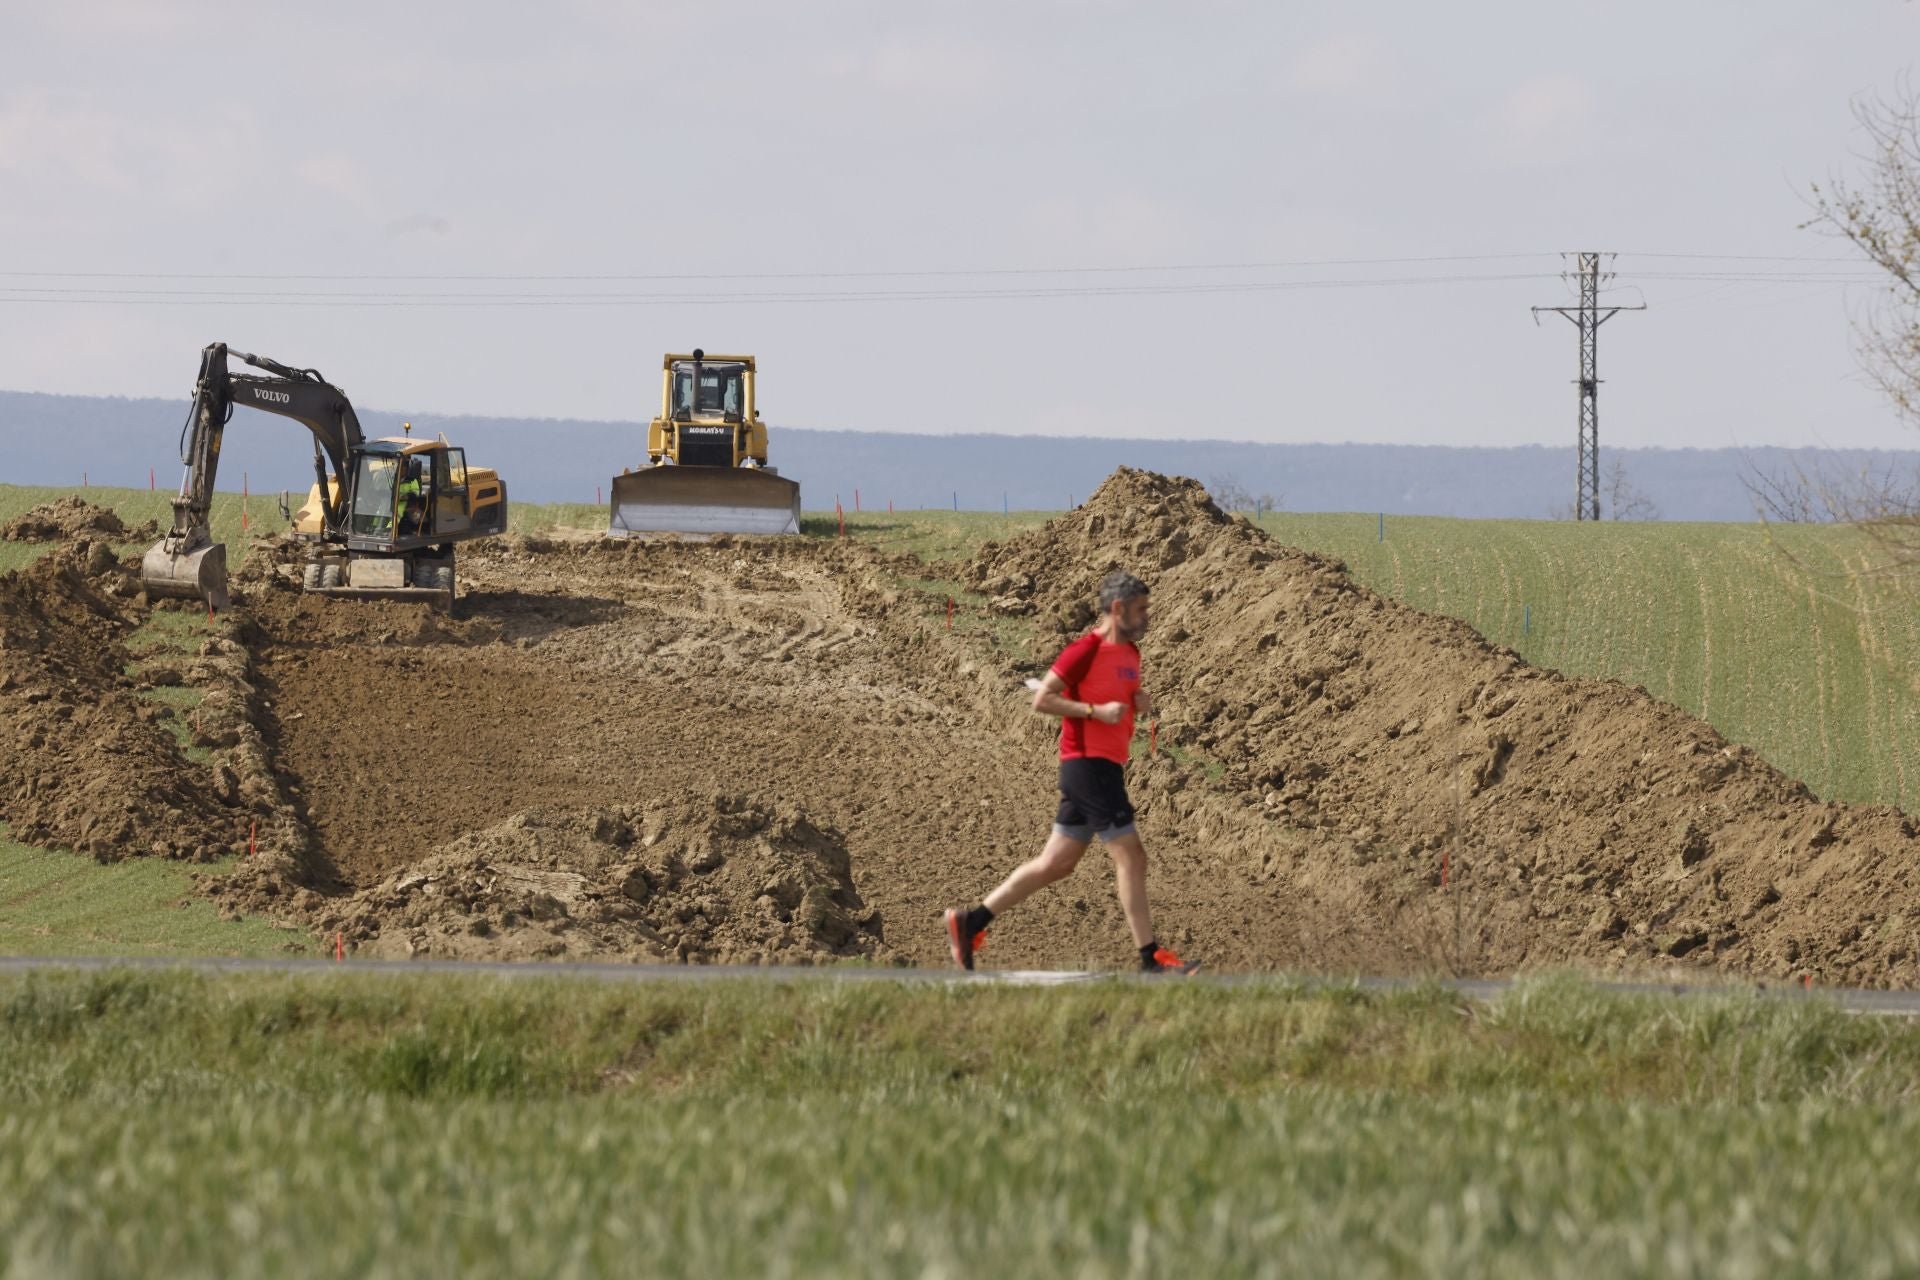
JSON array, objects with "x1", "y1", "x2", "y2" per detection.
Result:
[{"x1": 3, "y1": 954, "x2": 1918, "y2": 1015}]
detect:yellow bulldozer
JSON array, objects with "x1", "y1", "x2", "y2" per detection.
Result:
[
  {"x1": 140, "y1": 342, "x2": 508, "y2": 612},
  {"x1": 608, "y1": 351, "x2": 801, "y2": 536}
]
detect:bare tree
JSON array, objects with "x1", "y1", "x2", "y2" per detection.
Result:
[
  {"x1": 1747, "y1": 80, "x2": 1920, "y2": 578},
  {"x1": 1745, "y1": 450, "x2": 1920, "y2": 581},
  {"x1": 1206, "y1": 475, "x2": 1281, "y2": 517},
  {"x1": 1808, "y1": 78, "x2": 1920, "y2": 431},
  {"x1": 1603, "y1": 456, "x2": 1659, "y2": 521}
]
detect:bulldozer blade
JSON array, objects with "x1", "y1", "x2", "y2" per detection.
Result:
[
  {"x1": 139, "y1": 536, "x2": 229, "y2": 611},
  {"x1": 609, "y1": 467, "x2": 801, "y2": 537}
]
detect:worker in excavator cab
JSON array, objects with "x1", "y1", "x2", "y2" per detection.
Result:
[{"x1": 397, "y1": 457, "x2": 427, "y2": 537}]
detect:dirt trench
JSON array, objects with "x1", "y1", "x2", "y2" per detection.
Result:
[{"x1": 213, "y1": 535, "x2": 1151, "y2": 967}]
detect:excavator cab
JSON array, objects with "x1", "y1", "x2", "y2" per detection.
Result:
[{"x1": 350, "y1": 454, "x2": 403, "y2": 539}]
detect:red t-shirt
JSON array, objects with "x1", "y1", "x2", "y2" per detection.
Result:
[{"x1": 1051, "y1": 632, "x2": 1141, "y2": 763}]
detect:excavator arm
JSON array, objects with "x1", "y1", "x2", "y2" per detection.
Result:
[{"x1": 143, "y1": 342, "x2": 367, "y2": 610}]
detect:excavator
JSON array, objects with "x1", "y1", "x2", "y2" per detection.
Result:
[
  {"x1": 608, "y1": 351, "x2": 801, "y2": 536},
  {"x1": 140, "y1": 342, "x2": 508, "y2": 613}
]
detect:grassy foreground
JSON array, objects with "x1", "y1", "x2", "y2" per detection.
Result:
[
  {"x1": 0, "y1": 834, "x2": 312, "y2": 959},
  {"x1": 6, "y1": 969, "x2": 1920, "y2": 1277}
]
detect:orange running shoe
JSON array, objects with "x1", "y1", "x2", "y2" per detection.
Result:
[
  {"x1": 944, "y1": 908, "x2": 988, "y2": 971},
  {"x1": 1143, "y1": 946, "x2": 1200, "y2": 975}
]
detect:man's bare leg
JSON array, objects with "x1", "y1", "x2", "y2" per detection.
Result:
[
  {"x1": 984, "y1": 830, "x2": 1089, "y2": 916},
  {"x1": 1105, "y1": 831, "x2": 1154, "y2": 949}
]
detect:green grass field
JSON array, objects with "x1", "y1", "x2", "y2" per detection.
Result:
[
  {"x1": 4, "y1": 969, "x2": 1920, "y2": 1277},
  {"x1": 0, "y1": 830, "x2": 312, "y2": 958}
]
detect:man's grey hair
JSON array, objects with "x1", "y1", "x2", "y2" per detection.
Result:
[{"x1": 1098, "y1": 570, "x2": 1149, "y2": 612}]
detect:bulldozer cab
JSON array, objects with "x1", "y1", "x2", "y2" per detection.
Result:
[{"x1": 670, "y1": 360, "x2": 748, "y2": 422}]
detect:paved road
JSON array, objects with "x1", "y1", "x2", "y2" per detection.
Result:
[{"x1": 6, "y1": 954, "x2": 1920, "y2": 1015}]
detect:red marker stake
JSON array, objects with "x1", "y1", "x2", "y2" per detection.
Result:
[
  {"x1": 1441, "y1": 850, "x2": 1450, "y2": 888},
  {"x1": 946, "y1": 596, "x2": 953, "y2": 631},
  {"x1": 1149, "y1": 719, "x2": 1158, "y2": 757},
  {"x1": 335, "y1": 932, "x2": 344, "y2": 962},
  {"x1": 855, "y1": 489, "x2": 860, "y2": 513},
  {"x1": 836, "y1": 503, "x2": 845, "y2": 538},
  {"x1": 149, "y1": 467, "x2": 155, "y2": 492}
]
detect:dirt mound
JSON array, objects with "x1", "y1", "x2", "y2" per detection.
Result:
[
  {"x1": 2, "y1": 496, "x2": 154, "y2": 543},
  {"x1": 0, "y1": 552, "x2": 253, "y2": 860},
  {"x1": 281, "y1": 795, "x2": 888, "y2": 964},
  {"x1": 961, "y1": 467, "x2": 1920, "y2": 985}
]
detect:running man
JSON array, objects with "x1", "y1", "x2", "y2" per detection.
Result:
[{"x1": 945, "y1": 569, "x2": 1197, "y2": 974}]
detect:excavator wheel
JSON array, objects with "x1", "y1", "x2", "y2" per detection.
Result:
[
  {"x1": 302, "y1": 563, "x2": 323, "y2": 591},
  {"x1": 320, "y1": 563, "x2": 344, "y2": 589},
  {"x1": 411, "y1": 562, "x2": 455, "y2": 592}
]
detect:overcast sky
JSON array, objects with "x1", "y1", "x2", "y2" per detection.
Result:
[{"x1": 2, "y1": 0, "x2": 1916, "y2": 451}]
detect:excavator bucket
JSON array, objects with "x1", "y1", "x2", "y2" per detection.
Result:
[
  {"x1": 609, "y1": 467, "x2": 801, "y2": 537},
  {"x1": 139, "y1": 531, "x2": 230, "y2": 611}
]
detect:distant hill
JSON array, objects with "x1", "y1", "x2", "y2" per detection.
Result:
[{"x1": 2, "y1": 388, "x2": 1912, "y2": 521}]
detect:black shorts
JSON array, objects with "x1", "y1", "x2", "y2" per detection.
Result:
[{"x1": 1054, "y1": 757, "x2": 1136, "y2": 843}]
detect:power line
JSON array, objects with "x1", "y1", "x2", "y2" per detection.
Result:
[
  {"x1": 0, "y1": 250, "x2": 1871, "y2": 287},
  {"x1": 0, "y1": 269, "x2": 1878, "y2": 310},
  {"x1": 0, "y1": 252, "x2": 1561, "y2": 284},
  {"x1": 0, "y1": 272, "x2": 1566, "y2": 307}
]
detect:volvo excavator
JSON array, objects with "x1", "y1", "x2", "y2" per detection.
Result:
[
  {"x1": 140, "y1": 342, "x2": 508, "y2": 613},
  {"x1": 608, "y1": 351, "x2": 801, "y2": 536}
]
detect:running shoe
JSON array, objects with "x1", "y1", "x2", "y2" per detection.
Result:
[
  {"x1": 944, "y1": 908, "x2": 987, "y2": 971},
  {"x1": 1142, "y1": 946, "x2": 1200, "y2": 975}
]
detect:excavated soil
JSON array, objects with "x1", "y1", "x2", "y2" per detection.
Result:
[
  {"x1": 293, "y1": 797, "x2": 884, "y2": 964},
  {"x1": 13, "y1": 469, "x2": 1920, "y2": 982},
  {"x1": 963, "y1": 469, "x2": 1920, "y2": 982},
  {"x1": 1, "y1": 496, "x2": 154, "y2": 543},
  {"x1": 0, "y1": 549, "x2": 266, "y2": 860}
]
